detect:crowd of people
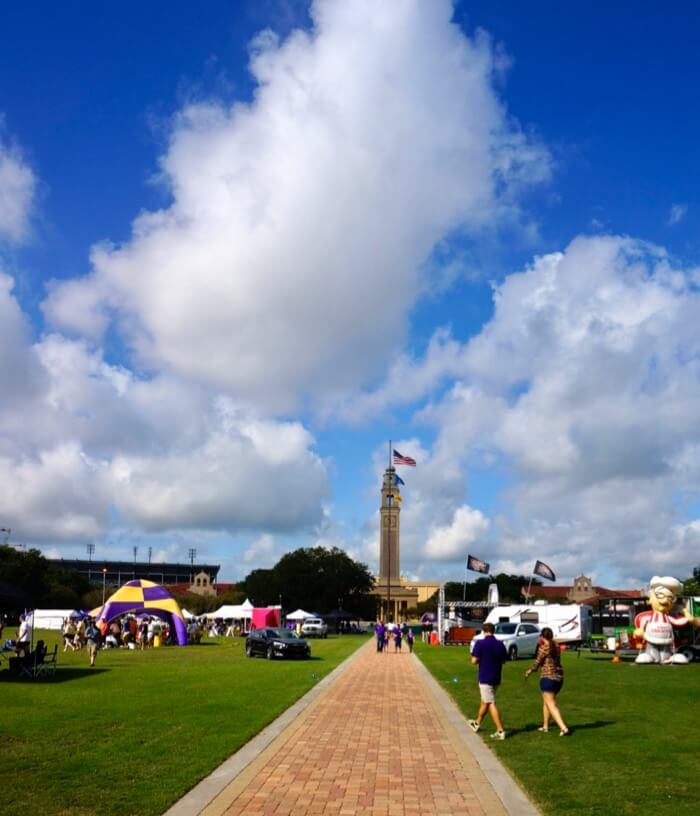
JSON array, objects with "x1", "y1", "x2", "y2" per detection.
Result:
[
  {"x1": 374, "y1": 621, "x2": 415, "y2": 653},
  {"x1": 62, "y1": 614, "x2": 177, "y2": 660}
]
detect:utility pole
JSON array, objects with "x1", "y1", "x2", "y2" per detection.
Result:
[{"x1": 132, "y1": 546, "x2": 138, "y2": 579}]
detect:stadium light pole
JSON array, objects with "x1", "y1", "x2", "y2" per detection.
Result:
[
  {"x1": 188, "y1": 547, "x2": 197, "y2": 583},
  {"x1": 102, "y1": 567, "x2": 108, "y2": 606},
  {"x1": 87, "y1": 543, "x2": 95, "y2": 583}
]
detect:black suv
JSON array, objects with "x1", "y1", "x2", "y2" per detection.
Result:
[{"x1": 245, "y1": 627, "x2": 311, "y2": 660}]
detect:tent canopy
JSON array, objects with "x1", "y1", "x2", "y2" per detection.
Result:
[
  {"x1": 93, "y1": 580, "x2": 188, "y2": 646},
  {"x1": 286, "y1": 608, "x2": 314, "y2": 621},
  {"x1": 251, "y1": 607, "x2": 280, "y2": 629},
  {"x1": 31, "y1": 609, "x2": 77, "y2": 631},
  {"x1": 206, "y1": 604, "x2": 253, "y2": 620}
]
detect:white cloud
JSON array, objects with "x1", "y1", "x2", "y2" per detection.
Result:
[
  {"x1": 424, "y1": 504, "x2": 489, "y2": 560},
  {"x1": 414, "y1": 234, "x2": 700, "y2": 583},
  {"x1": 243, "y1": 533, "x2": 277, "y2": 565},
  {"x1": 112, "y1": 415, "x2": 328, "y2": 531},
  {"x1": 0, "y1": 273, "x2": 330, "y2": 543},
  {"x1": 43, "y1": 0, "x2": 548, "y2": 413},
  {"x1": 0, "y1": 133, "x2": 35, "y2": 244},
  {"x1": 667, "y1": 203, "x2": 687, "y2": 225},
  {"x1": 0, "y1": 443, "x2": 112, "y2": 541}
]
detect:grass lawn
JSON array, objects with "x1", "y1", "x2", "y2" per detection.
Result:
[
  {"x1": 0, "y1": 629, "x2": 367, "y2": 816},
  {"x1": 416, "y1": 641, "x2": 700, "y2": 815}
]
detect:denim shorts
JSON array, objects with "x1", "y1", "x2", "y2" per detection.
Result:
[{"x1": 539, "y1": 677, "x2": 563, "y2": 694}]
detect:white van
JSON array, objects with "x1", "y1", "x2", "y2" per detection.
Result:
[{"x1": 485, "y1": 602, "x2": 592, "y2": 644}]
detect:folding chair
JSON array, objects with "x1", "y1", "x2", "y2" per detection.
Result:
[{"x1": 34, "y1": 645, "x2": 58, "y2": 678}]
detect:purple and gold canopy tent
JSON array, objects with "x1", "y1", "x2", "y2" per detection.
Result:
[{"x1": 92, "y1": 580, "x2": 188, "y2": 646}]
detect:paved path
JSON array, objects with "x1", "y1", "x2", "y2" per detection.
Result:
[{"x1": 167, "y1": 641, "x2": 539, "y2": 816}]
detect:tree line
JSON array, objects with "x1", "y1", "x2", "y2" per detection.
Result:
[{"x1": 3, "y1": 543, "x2": 699, "y2": 621}]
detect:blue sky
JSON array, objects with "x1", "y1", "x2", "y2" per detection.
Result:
[{"x1": 2, "y1": 1, "x2": 700, "y2": 587}]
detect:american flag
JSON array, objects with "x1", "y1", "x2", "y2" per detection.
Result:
[{"x1": 393, "y1": 449, "x2": 416, "y2": 467}]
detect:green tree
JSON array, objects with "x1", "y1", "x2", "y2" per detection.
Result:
[
  {"x1": 0, "y1": 545, "x2": 90, "y2": 612},
  {"x1": 683, "y1": 565, "x2": 700, "y2": 597},
  {"x1": 240, "y1": 547, "x2": 374, "y2": 616}
]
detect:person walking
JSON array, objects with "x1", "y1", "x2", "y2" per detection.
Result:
[
  {"x1": 394, "y1": 626, "x2": 402, "y2": 652},
  {"x1": 468, "y1": 622, "x2": 508, "y2": 740},
  {"x1": 375, "y1": 621, "x2": 385, "y2": 653},
  {"x1": 525, "y1": 627, "x2": 570, "y2": 736},
  {"x1": 85, "y1": 618, "x2": 101, "y2": 667},
  {"x1": 407, "y1": 628, "x2": 415, "y2": 653}
]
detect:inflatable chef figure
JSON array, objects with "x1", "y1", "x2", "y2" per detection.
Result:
[{"x1": 634, "y1": 576, "x2": 697, "y2": 664}]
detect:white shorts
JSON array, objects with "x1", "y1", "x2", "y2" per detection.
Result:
[{"x1": 479, "y1": 683, "x2": 497, "y2": 703}]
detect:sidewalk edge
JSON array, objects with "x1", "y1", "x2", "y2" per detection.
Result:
[
  {"x1": 412, "y1": 653, "x2": 541, "y2": 816},
  {"x1": 163, "y1": 638, "x2": 371, "y2": 816}
]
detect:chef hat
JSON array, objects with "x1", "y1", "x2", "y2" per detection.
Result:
[{"x1": 649, "y1": 576, "x2": 683, "y2": 594}]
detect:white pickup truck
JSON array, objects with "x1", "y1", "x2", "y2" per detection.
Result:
[{"x1": 301, "y1": 617, "x2": 328, "y2": 638}]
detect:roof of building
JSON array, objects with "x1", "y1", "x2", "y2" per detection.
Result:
[
  {"x1": 525, "y1": 584, "x2": 643, "y2": 600},
  {"x1": 165, "y1": 581, "x2": 237, "y2": 595}
]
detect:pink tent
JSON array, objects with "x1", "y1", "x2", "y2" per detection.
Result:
[{"x1": 251, "y1": 607, "x2": 280, "y2": 629}]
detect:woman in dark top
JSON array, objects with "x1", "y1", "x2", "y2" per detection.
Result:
[{"x1": 525, "y1": 627, "x2": 570, "y2": 736}]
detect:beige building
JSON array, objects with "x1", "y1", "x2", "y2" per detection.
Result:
[
  {"x1": 189, "y1": 570, "x2": 217, "y2": 597},
  {"x1": 371, "y1": 464, "x2": 419, "y2": 621}
]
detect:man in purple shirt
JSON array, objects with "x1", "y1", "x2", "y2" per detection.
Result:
[
  {"x1": 375, "y1": 621, "x2": 385, "y2": 652},
  {"x1": 468, "y1": 623, "x2": 508, "y2": 740}
]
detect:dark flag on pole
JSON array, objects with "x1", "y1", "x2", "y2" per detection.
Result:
[
  {"x1": 534, "y1": 560, "x2": 556, "y2": 581},
  {"x1": 467, "y1": 554, "x2": 490, "y2": 575}
]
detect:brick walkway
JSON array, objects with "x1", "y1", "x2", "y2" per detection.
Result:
[{"x1": 173, "y1": 640, "x2": 538, "y2": 816}]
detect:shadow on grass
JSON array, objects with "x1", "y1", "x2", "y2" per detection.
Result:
[
  {"x1": 506, "y1": 719, "x2": 615, "y2": 736},
  {"x1": 0, "y1": 667, "x2": 109, "y2": 683}
]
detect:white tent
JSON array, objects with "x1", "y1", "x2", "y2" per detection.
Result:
[
  {"x1": 206, "y1": 603, "x2": 253, "y2": 620},
  {"x1": 31, "y1": 609, "x2": 77, "y2": 630},
  {"x1": 286, "y1": 608, "x2": 314, "y2": 621},
  {"x1": 182, "y1": 608, "x2": 194, "y2": 619}
]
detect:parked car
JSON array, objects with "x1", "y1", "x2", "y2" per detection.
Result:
[
  {"x1": 245, "y1": 627, "x2": 311, "y2": 660},
  {"x1": 301, "y1": 617, "x2": 328, "y2": 638},
  {"x1": 469, "y1": 622, "x2": 541, "y2": 660}
]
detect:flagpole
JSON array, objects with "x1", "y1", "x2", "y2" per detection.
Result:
[{"x1": 526, "y1": 570, "x2": 534, "y2": 602}]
